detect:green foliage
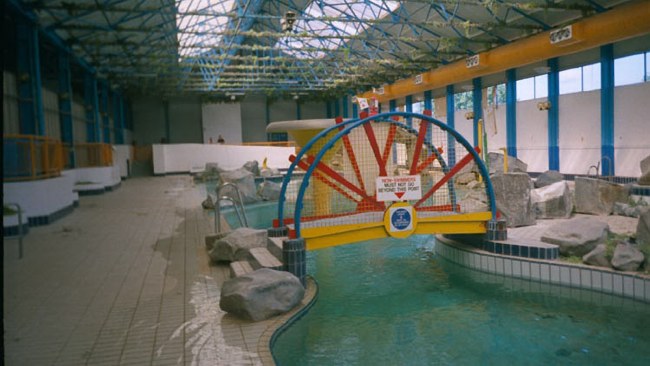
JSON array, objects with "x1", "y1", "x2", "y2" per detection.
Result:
[
  {"x1": 605, "y1": 232, "x2": 630, "y2": 259},
  {"x1": 564, "y1": 256, "x2": 583, "y2": 264}
]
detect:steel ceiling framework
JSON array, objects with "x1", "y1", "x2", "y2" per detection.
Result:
[{"x1": 15, "y1": 0, "x2": 626, "y2": 99}]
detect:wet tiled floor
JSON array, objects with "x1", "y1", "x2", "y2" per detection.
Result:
[{"x1": 3, "y1": 176, "x2": 305, "y2": 366}]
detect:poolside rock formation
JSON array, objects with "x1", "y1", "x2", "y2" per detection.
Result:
[
  {"x1": 611, "y1": 242, "x2": 644, "y2": 271},
  {"x1": 541, "y1": 217, "x2": 609, "y2": 256},
  {"x1": 258, "y1": 181, "x2": 282, "y2": 201},
  {"x1": 220, "y1": 268, "x2": 304, "y2": 321},
  {"x1": 243, "y1": 160, "x2": 260, "y2": 177},
  {"x1": 534, "y1": 170, "x2": 564, "y2": 188},
  {"x1": 207, "y1": 227, "x2": 268, "y2": 262},
  {"x1": 487, "y1": 152, "x2": 528, "y2": 174},
  {"x1": 490, "y1": 172, "x2": 536, "y2": 227},
  {"x1": 637, "y1": 209, "x2": 650, "y2": 269},
  {"x1": 201, "y1": 195, "x2": 215, "y2": 209},
  {"x1": 574, "y1": 177, "x2": 628, "y2": 215},
  {"x1": 582, "y1": 244, "x2": 611, "y2": 268},
  {"x1": 220, "y1": 168, "x2": 259, "y2": 203},
  {"x1": 531, "y1": 181, "x2": 573, "y2": 219},
  {"x1": 639, "y1": 155, "x2": 650, "y2": 185}
]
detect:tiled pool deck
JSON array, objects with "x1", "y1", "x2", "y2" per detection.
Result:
[{"x1": 3, "y1": 175, "x2": 646, "y2": 365}]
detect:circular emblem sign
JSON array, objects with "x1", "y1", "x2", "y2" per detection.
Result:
[{"x1": 384, "y1": 202, "x2": 417, "y2": 238}]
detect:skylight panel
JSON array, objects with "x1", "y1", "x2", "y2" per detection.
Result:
[
  {"x1": 279, "y1": 0, "x2": 400, "y2": 59},
  {"x1": 176, "y1": 0, "x2": 235, "y2": 58}
]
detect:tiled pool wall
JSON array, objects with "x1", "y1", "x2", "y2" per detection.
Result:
[{"x1": 435, "y1": 236, "x2": 650, "y2": 304}]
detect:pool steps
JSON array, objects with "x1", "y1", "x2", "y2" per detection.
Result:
[{"x1": 228, "y1": 236, "x2": 288, "y2": 278}]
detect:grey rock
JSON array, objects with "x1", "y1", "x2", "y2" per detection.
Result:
[
  {"x1": 220, "y1": 168, "x2": 259, "y2": 203},
  {"x1": 455, "y1": 172, "x2": 476, "y2": 185},
  {"x1": 243, "y1": 160, "x2": 260, "y2": 176},
  {"x1": 613, "y1": 202, "x2": 646, "y2": 218},
  {"x1": 535, "y1": 170, "x2": 564, "y2": 188},
  {"x1": 487, "y1": 152, "x2": 528, "y2": 174},
  {"x1": 638, "y1": 171, "x2": 650, "y2": 186},
  {"x1": 260, "y1": 167, "x2": 280, "y2": 178},
  {"x1": 201, "y1": 195, "x2": 215, "y2": 210},
  {"x1": 208, "y1": 227, "x2": 268, "y2": 262},
  {"x1": 541, "y1": 217, "x2": 609, "y2": 256},
  {"x1": 220, "y1": 268, "x2": 305, "y2": 321},
  {"x1": 491, "y1": 172, "x2": 536, "y2": 227},
  {"x1": 641, "y1": 155, "x2": 650, "y2": 175},
  {"x1": 531, "y1": 181, "x2": 573, "y2": 219},
  {"x1": 582, "y1": 244, "x2": 611, "y2": 268},
  {"x1": 258, "y1": 181, "x2": 282, "y2": 201},
  {"x1": 574, "y1": 177, "x2": 629, "y2": 215},
  {"x1": 637, "y1": 209, "x2": 650, "y2": 246},
  {"x1": 611, "y1": 242, "x2": 644, "y2": 271}
]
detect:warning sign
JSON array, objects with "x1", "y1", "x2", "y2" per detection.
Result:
[{"x1": 376, "y1": 175, "x2": 422, "y2": 202}]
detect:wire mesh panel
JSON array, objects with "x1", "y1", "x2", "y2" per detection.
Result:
[
  {"x1": 278, "y1": 112, "x2": 494, "y2": 238},
  {"x1": 3, "y1": 135, "x2": 63, "y2": 181}
]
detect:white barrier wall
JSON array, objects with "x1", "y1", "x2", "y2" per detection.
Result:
[
  {"x1": 559, "y1": 89, "x2": 602, "y2": 175},
  {"x1": 615, "y1": 82, "x2": 650, "y2": 177},
  {"x1": 3, "y1": 173, "x2": 76, "y2": 222},
  {"x1": 113, "y1": 145, "x2": 134, "y2": 178},
  {"x1": 516, "y1": 99, "x2": 550, "y2": 172},
  {"x1": 152, "y1": 144, "x2": 296, "y2": 175}
]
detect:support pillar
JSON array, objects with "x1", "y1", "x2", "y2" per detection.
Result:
[
  {"x1": 100, "y1": 81, "x2": 111, "y2": 143},
  {"x1": 600, "y1": 44, "x2": 615, "y2": 176},
  {"x1": 506, "y1": 69, "x2": 517, "y2": 158},
  {"x1": 16, "y1": 19, "x2": 45, "y2": 135},
  {"x1": 446, "y1": 85, "x2": 456, "y2": 166},
  {"x1": 282, "y1": 238, "x2": 306, "y2": 287},
  {"x1": 113, "y1": 91, "x2": 125, "y2": 144},
  {"x1": 405, "y1": 95, "x2": 413, "y2": 128},
  {"x1": 342, "y1": 95, "x2": 349, "y2": 118},
  {"x1": 58, "y1": 51, "x2": 74, "y2": 166},
  {"x1": 548, "y1": 58, "x2": 560, "y2": 171},
  {"x1": 84, "y1": 72, "x2": 100, "y2": 142},
  {"x1": 424, "y1": 90, "x2": 433, "y2": 143},
  {"x1": 472, "y1": 78, "x2": 483, "y2": 147}
]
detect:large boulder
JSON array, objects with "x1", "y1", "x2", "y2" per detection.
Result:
[
  {"x1": 611, "y1": 242, "x2": 644, "y2": 271},
  {"x1": 534, "y1": 170, "x2": 564, "y2": 188},
  {"x1": 582, "y1": 244, "x2": 611, "y2": 268},
  {"x1": 220, "y1": 269, "x2": 305, "y2": 321},
  {"x1": 531, "y1": 181, "x2": 573, "y2": 219},
  {"x1": 641, "y1": 155, "x2": 650, "y2": 176},
  {"x1": 201, "y1": 195, "x2": 215, "y2": 210},
  {"x1": 208, "y1": 227, "x2": 268, "y2": 262},
  {"x1": 487, "y1": 152, "x2": 528, "y2": 174},
  {"x1": 243, "y1": 160, "x2": 260, "y2": 177},
  {"x1": 639, "y1": 171, "x2": 650, "y2": 186},
  {"x1": 491, "y1": 172, "x2": 536, "y2": 227},
  {"x1": 258, "y1": 181, "x2": 282, "y2": 201},
  {"x1": 574, "y1": 177, "x2": 628, "y2": 215},
  {"x1": 541, "y1": 217, "x2": 609, "y2": 256},
  {"x1": 637, "y1": 209, "x2": 650, "y2": 269},
  {"x1": 260, "y1": 166, "x2": 280, "y2": 178},
  {"x1": 220, "y1": 168, "x2": 259, "y2": 203},
  {"x1": 455, "y1": 172, "x2": 477, "y2": 185}
]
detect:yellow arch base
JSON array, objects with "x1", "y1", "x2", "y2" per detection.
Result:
[{"x1": 301, "y1": 211, "x2": 492, "y2": 251}]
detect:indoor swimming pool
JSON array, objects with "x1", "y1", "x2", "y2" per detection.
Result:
[{"x1": 271, "y1": 235, "x2": 650, "y2": 365}]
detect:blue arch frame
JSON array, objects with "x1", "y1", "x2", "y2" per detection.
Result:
[
  {"x1": 281, "y1": 112, "x2": 497, "y2": 237},
  {"x1": 277, "y1": 115, "x2": 455, "y2": 226}
]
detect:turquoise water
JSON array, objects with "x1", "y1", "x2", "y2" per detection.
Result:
[{"x1": 272, "y1": 236, "x2": 650, "y2": 365}]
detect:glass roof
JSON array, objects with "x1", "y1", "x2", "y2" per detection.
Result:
[
  {"x1": 176, "y1": 0, "x2": 235, "y2": 58},
  {"x1": 279, "y1": 0, "x2": 400, "y2": 59}
]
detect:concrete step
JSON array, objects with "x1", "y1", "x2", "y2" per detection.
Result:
[
  {"x1": 250, "y1": 247, "x2": 283, "y2": 271},
  {"x1": 229, "y1": 260, "x2": 254, "y2": 278},
  {"x1": 267, "y1": 236, "x2": 286, "y2": 261}
]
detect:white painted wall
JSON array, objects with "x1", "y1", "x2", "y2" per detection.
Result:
[
  {"x1": 113, "y1": 145, "x2": 133, "y2": 178},
  {"x1": 516, "y1": 99, "x2": 549, "y2": 172},
  {"x1": 152, "y1": 144, "x2": 296, "y2": 174},
  {"x1": 241, "y1": 95, "x2": 267, "y2": 143},
  {"x1": 73, "y1": 166, "x2": 121, "y2": 188},
  {"x1": 202, "y1": 102, "x2": 242, "y2": 144},
  {"x1": 559, "y1": 89, "x2": 601, "y2": 175},
  {"x1": 615, "y1": 82, "x2": 650, "y2": 177},
  {"x1": 3, "y1": 173, "x2": 76, "y2": 222}
]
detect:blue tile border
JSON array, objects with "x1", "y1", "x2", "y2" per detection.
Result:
[
  {"x1": 78, "y1": 187, "x2": 106, "y2": 196},
  {"x1": 3, "y1": 223, "x2": 30, "y2": 237},
  {"x1": 27, "y1": 203, "x2": 75, "y2": 227},
  {"x1": 436, "y1": 235, "x2": 650, "y2": 304}
]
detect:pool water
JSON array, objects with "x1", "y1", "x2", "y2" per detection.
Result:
[{"x1": 272, "y1": 236, "x2": 650, "y2": 365}]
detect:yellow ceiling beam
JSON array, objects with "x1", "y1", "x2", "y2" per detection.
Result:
[{"x1": 359, "y1": 0, "x2": 650, "y2": 103}]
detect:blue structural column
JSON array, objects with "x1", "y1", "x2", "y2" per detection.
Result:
[
  {"x1": 296, "y1": 98, "x2": 302, "y2": 120},
  {"x1": 601, "y1": 44, "x2": 615, "y2": 176},
  {"x1": 84, "y1": 71, "x2": 101, "y2": 142},
  {"x1": 326, "y1": 100, "x2": 332, "y2": 118},
  {"x1": 333, "y1": 98, "x2": 341, "y2": 117},
  {"x1": 342, "y1": 96, "x2": 349, "y2": 118},
  {"x1": 389, "y1": 99, "x2": 397, "y2": 112},
  {"x1": 548, "y1": 58, "x2": 560, "y2": 171},
  {"x1": 446, "y1": 85, "x2": 456, "y2": 166},
  {"x1": 472, "y1": 78, "x2": 483, "y2": 147},
  {"x1": 424, "y1": 90, "x2": 433, "y2": 143},
  {"x1": 163, "y1": 100, "x2": 171, "y2": 143},
  {"x1": 112, "y1": 91, "x2": 124, "y2": 144},
  {"x1": 100, "y1": 81, "x2": 111, "y2": 143},
  {"x1": 352, "y1": 98, "x2": 359, "y2": 118},
  {"x1": 58, "y1": 51, "x2": 75, "y2": 166},
  {"x1": 16, "y1": 19, "x2": 45, "y2": 135},
  {"x1": 506, "y1": 69, "x2": 517, "y2": 158},
  {"x1": 405, "y1": 95, "x2": 413, "y2": 128}
]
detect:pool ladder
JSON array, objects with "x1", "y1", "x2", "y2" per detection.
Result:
[{"x1": 214, "y1": 182, "x2": 249, "y2": 233}]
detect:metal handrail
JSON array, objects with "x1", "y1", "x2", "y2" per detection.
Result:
[
  {"x1": 5, "y1": 203, "x2": 25, "y2": 259},
  {"x1": 214, "y1": 182, "x2": 249, "y2": 232}
]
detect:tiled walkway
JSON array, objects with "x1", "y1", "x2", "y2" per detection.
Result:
[{"x1": 3, "y1": 176, "x2": 292, "y2": 365}]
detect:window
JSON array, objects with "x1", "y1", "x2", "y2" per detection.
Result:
[
  {"x1": 486, "y1": 84, "x2": 506, "y2": 106},
  {"x1": 559, "y1": 67, "x2": 582, "y2": 94},
  {"x1": 454, "y1": 91, "x2": 473, "y2": 110},
  {"x1": 615, "y1": 53, "x2": 644, "y2": 86},
  {"x1": 534, "y1": 75, "x2": 548, "y2": 98},
  {"x1": 646, "y1": 52, "x2": 650, "y2": 81},
  {"x1": 516, "y1": 77, "x2": 534, "y2": 101},
  {"x1": 582, "y1": 63, "x2": 601, "y2": 91}
]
